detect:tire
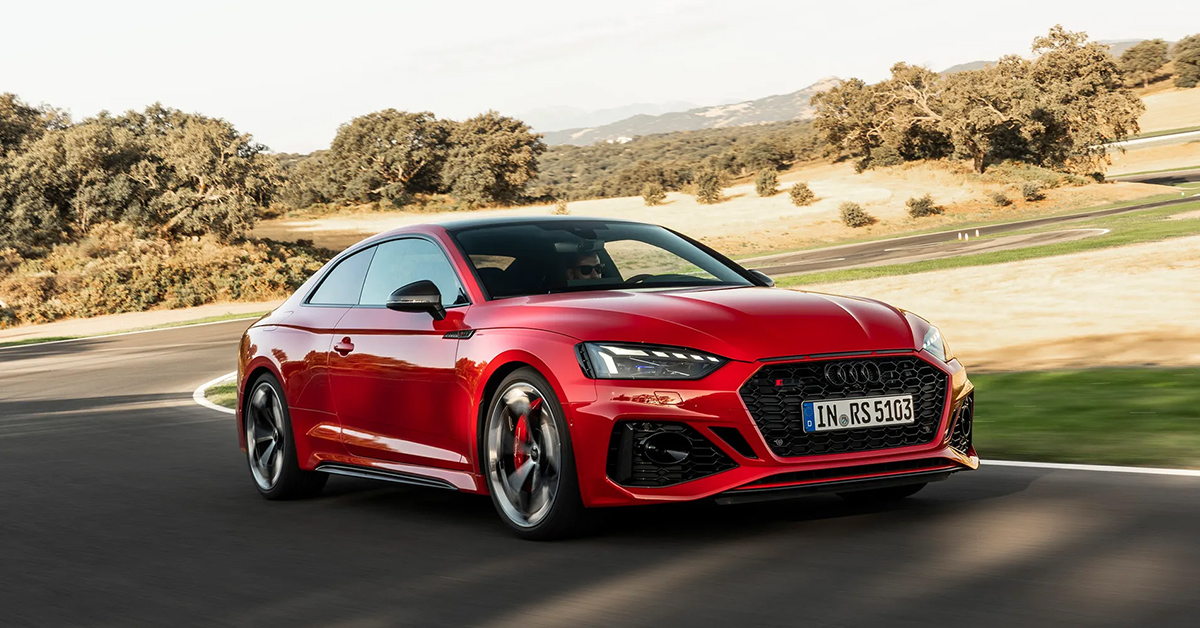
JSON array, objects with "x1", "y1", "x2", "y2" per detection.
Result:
[
  {"x1": 837, "y1": 482, "x2": 926, "y2": 503},
  {"x1": 243, "y1": 373, "x2": 327, "y2": 500},
  {"x1": 483, "y1": 367, "x2": 587, "y2": 540}
]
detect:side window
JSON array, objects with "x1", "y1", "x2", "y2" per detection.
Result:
[
  {"x1": 359, "y1": 239, "x2": 468, "y2": 307},
  {"x1": 307, "y1": 246, "x2": 376, "y2": 306}
]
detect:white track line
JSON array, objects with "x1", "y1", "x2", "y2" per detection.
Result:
[
  {"x1": 0, "y1": 316, "x2": 263, "y2": 352},
  {"x1": 182, "y1": 372, "x2": 1200, "y2": 476},
  {"x1": 984, "y1": 459, "x2": 1200, "y2": 477},
  {"x1": 192, "y1": 371, "x2": 237, "y2": 415}
]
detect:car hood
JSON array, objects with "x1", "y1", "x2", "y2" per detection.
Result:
[{"x1": 476, "y1": 286, "x2": 916, "y2": 362}]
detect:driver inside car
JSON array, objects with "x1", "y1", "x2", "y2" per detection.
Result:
[{"x1": 565, "y1": 251, "x2": 606, "y2": 282}]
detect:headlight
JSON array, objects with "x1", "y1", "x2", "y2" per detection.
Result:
[
  {"x1": 576, "y1": 342, "x2": 727, "y2": 380},
  {"x1": 921, "y1": 326, "x2": 953, "y2": 363}
]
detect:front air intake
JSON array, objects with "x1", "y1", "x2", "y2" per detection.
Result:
[{"x1": 606, "y1": 421, "x2": 737, "y2": 487}]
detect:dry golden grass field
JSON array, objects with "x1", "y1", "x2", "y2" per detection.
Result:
[
  {"x1": 1137, "y1": 86, "x2": 1200, "y2": 133},
  {"x1": 810, "y1": 231, "x2": 1200, "y2": 372},
  {"x1": 257, "y1": 161, "x2": 1169, "y2": 257},
  {"x1": 1109, "y1": 141, "x2": 1200, "y2": 175}
]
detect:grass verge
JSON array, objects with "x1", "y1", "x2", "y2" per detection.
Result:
[
  {"x1": 0, "y1": 311, "x2": 269, "y2": 349},
  {"x1": 205, "y1": 381, "x2": 239, "y2": 410},
  {"x1": 777, "y1": 199, "x2": 1200, "y2": 286},
  {"x1": 1126, "y1": 125, "x2": 1200, "y2": 141},
  {"x1": 974, "y1": 367, "x2": 1200, "y2": 468}
]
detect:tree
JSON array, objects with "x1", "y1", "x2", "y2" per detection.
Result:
[
  {"x1": 742, "y1": 141, "x2": 790, "y2": 172},
  {"x1": 138, "y1": 106, "x2": 277, "y2": 240},
  {"x1": 325, "y1": 110, "x2": 448, "y2": 206},
  {"x1": 0, "y1": 93, "x2": 68, "y2": 156},
  {"x1": 938, "y1": 58, "x2": 1028, "y2": 173},
  {"x1": 641, "y1": 181, "x2": 666, "y2": 206},
  {"x1": 789, "y1": 182, "x2": 815, "y2": 206},
  {"x1": 441, "y1": 111, "x2": 546, "y2": 208},
  {"x1": 1120, "y1": 39, "x2": 1169, "y2": 88},
  {"x1": 694, "y1": 168, "x2": 722, "y2": 204},
  {"x1": 1024, "y1": 26, "x2": 1144, "y2": 173},
  {"x1": 755, "y1": 169, "x2": 779, "y2": 196},
  {"x1": 0, "y1": 104, "x2": 275, "y2": 253},
  {"x1": 811, "y1": 78, "x2": 887, "y2": 169},
  {"x1": 1174, "y1": 35, "x2": 1200, "y2": 88}
]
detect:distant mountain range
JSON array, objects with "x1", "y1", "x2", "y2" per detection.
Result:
[
  {"x1": 519, "y1": 102, "x2": 701, "y2": 134},
  {"x1": 940, "y1": 39, "x2": 1169, "y2": 75},
  {"x1": 541, "y1": 77, "x2": 841, "y2": 146}
]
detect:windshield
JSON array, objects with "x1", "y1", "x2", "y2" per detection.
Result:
[{"x1": 449, "y1": 220, "x2": 754, "y2": 299}]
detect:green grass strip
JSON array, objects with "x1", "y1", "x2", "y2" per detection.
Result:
[
  {"x1": 205, "y1": 381, "x2": 239, "y2": 410},
  {"x1": 777, "y1": 200, "x2": 1200, "y2": 286},
  {"x1": 973, "y1": 367, "x2": 1200, "y2": 468}
]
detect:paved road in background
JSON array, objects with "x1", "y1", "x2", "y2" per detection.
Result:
[
  {"x1": 1110, "y1": 167, "x2": 1200, "y2": 186},
  {"x1": 748, "y1": 193, "x2": 1200, "y2": 277},
  {"x1": 4, "y1": 321, "x2": 1200, "y2": 627}
]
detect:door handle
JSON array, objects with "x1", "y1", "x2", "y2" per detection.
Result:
[{"x1": 334, "y1": 337, "x2": 355, "y2": 356}]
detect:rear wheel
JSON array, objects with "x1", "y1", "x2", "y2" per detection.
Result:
[
  {"x1": 243, "y1": 374, "x2": 327, "y2": 500},
  {"x1": 484, "y1": 368, "x2": 586, "y2": 540},
  {"x1": 837, "y1": 482, "x2": 926, "y2": 503}
]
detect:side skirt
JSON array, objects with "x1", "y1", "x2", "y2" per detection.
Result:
[{"x1": 314, "y1": 463, "x2": 459, "y2": 491}]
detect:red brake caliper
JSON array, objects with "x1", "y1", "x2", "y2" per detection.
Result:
[{"x1": 512, "y1": 398, "x2": 540, "y2": 470}]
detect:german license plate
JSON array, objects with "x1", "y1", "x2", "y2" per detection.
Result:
[{"x1": 802, "y1": 395, "x2": 915, "y2": 433}]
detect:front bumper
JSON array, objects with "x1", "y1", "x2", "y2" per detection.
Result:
[{"x1": 569, "y1": 350, "x2": 977, "y2": 508}]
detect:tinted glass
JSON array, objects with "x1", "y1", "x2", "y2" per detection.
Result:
[
  {"x1": 451, "y1": 221, "x2": 753, "y2": 298},
  {"x1": 307, "y1": 246, "x2": 376, "y2": 305},
  {"x1": 359, "y1": 238, "x2": 468, "y2": 307}
]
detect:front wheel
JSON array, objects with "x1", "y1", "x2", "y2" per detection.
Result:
[{"x1": 484, "y1": 368, "x2": 587, "y2": 540}]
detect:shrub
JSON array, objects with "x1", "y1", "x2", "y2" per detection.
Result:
[
  {"x1": 755, "y1": 170, "x2": 779, "y2": 197},
  {"x1": 0, "y1": 224, "x2": 333, "y2": 328},
  {"x1": 789, "y1": 182, "x2": 816, "y2": 206},
  {"x1": 641, "y1": 182, "x2": 667, "y2": 206},
  {"x1": 989, "y1": 191, "x2": 1013, "y2": 207},
  {"x1": 839, "y1": 202, "x2": 875, "y2": 227},
  {"x1": 552, "y1": 198, "x2": 569, "y2": 215},
  {"x1": 695, "y1": 169, "x2": 723, "y2": 204},
  {"x1": 906, "y1": 194, "x2": 943, "y2": 218},
  {"x1": 1021, "y1": 182, "x2": 1046, "y2": 201}
]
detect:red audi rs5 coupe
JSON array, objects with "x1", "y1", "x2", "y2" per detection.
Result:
[{"x1": 236, "y1": 217, "x2": 977, "y2": 539}]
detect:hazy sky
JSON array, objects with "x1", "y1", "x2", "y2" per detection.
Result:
[{"x1": 1, "y1": 0, "x2": 1193, "y2": 153}]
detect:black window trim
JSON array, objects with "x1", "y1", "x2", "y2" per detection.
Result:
[{"x1": 302, "y1": 234, "x2": 473, "y2": 309}]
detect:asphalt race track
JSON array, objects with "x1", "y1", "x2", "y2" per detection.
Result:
[
  {"x1": 748, "y1": 193, "x2": 1200, "y2": 277},
  {"x1": 3, "y1": 321, "x2": 1200, "y2": 627}
]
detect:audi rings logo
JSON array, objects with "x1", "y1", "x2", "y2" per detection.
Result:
[{"x1": 824, "y1": 362, "x2": 883, "y2": 386}]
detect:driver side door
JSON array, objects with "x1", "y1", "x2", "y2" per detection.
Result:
[{"x1": 327, "y1": 237, "x2": 473, "y2": 470}]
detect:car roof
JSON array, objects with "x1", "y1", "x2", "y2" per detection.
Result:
[{"x1": 376, "y1": 215, "x2": 651, "y2": 240}]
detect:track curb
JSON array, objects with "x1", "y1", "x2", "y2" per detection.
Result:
[{"x1": 193, "y1": 371, "x2": 237, "y2": 415}]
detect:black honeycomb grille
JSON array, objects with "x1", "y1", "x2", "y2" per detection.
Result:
[
  {"x1": 949, "y1": 394, "x2": 974, "y2": 455},
  {"x1": 739, "y1": 356, "x2": 949, "y2": 457},
  {"x1": 606, "y1": 421, "x2": 737, "y2": 487}
]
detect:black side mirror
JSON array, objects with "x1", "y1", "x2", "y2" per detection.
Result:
[
  {"x1": 750, "y1": 269, "x2": 775, "y2": 287},
  {"x1": 386, "y1": 280, "x2": 446, "y2": 320}
]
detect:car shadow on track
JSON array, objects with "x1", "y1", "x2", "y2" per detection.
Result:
[{"x1": 312, "y1": 470, "x2": 1036, "y2": 543}]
